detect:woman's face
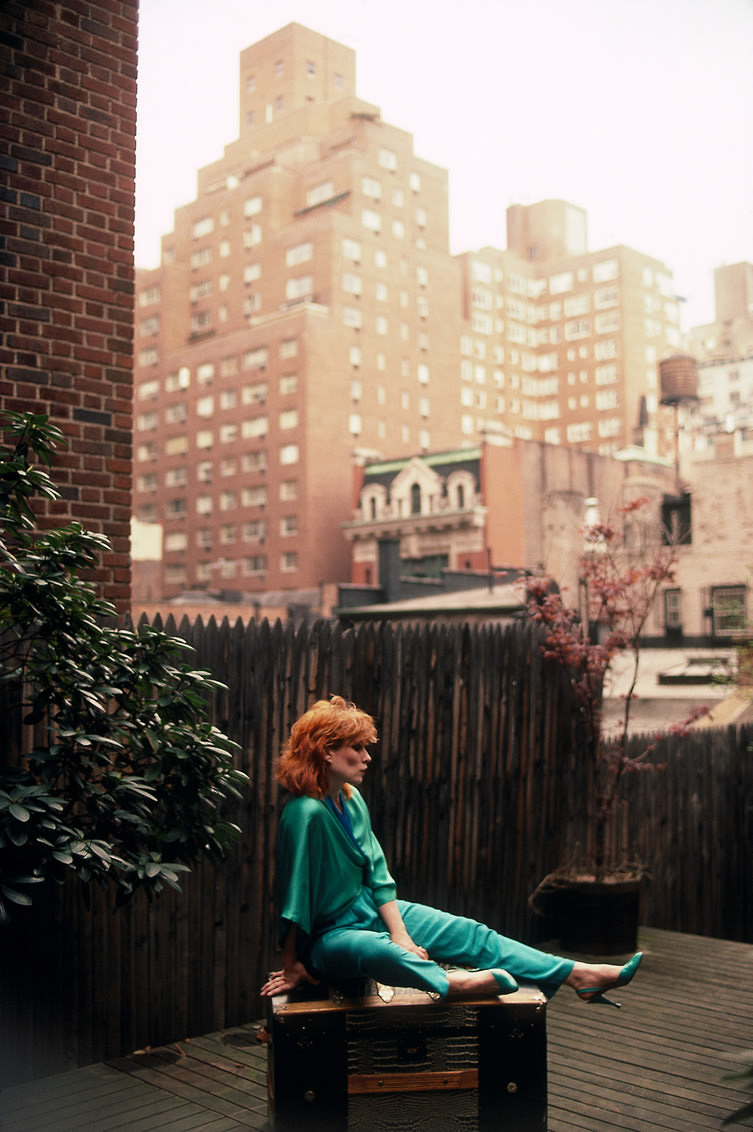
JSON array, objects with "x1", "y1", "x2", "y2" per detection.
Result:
[{"x1": 326, "y1": 740, "x2": 372, "y2": 790}]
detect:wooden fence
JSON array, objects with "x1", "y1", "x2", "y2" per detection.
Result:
[{"x1": 1, "y1": 615, "x2": 752, "y2": 1085}]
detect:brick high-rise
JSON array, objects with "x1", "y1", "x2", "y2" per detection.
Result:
[{"x1": 133, "y1": 24, "x2": 681, "y2": 601}]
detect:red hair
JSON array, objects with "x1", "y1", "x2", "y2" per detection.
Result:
[{"x1": 278, "y1": 695, "x2": 377, "y2": 799}]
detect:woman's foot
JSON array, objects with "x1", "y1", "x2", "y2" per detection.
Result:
[
  {"x1": 445, "y1": 967, "x2": 518, "y2": 999},
  {"x1": 566, "y1": 952, "x2": 642, "y2": 1007}
]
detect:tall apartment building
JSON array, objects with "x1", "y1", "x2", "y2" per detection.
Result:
[
  {"x1": 133, "y1": 24, "x2": 681, "y2": 602},
  {"x1": 455, "y1": 201, "x2": 682, "y2": 457},
  {"x1": 686, "y1": 263, "x2": 753, "y2": 443}
]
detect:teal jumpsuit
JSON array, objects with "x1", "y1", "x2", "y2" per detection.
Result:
[{"x1": 278, "y1": 789, "x2": 573, "y2": 1000}]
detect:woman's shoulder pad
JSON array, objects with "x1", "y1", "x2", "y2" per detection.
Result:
[{"x1": 282, "y1": 794, "x2": 326, "y2": 819}]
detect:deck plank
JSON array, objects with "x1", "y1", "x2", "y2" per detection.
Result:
[
  {"x1": 546, "y1": 926, "x2": 752, "y2": 1130},
  {"x1": 1, "y1": 928, "x2": 751, "y2": 1131}
]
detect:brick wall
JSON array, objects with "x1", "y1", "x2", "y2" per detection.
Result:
[{"x1": 0, "y1": 0, "x2": 138, "y2": 612}]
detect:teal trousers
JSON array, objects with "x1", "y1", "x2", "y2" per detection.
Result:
[{"x1": 308, "y1": 888, "x2": 574, "y2": 999}]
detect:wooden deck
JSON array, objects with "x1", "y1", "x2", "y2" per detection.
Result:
[{"x1": 1, "y1": 927, "x2": 751, "y2": 1131}]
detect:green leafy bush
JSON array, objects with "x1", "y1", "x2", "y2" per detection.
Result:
[{"x1": 0, "y1": 412, "x2": 247, "y2": 919}]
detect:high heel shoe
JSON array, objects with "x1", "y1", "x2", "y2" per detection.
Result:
[
  {"x1": 491, "y1": 968, "x2": 519, "y2": 994},
  {"x1": 576, "y1": 951, "x2": 643, "y2": 1008},
  {"x1": 446, "y1": 967, "x2": 518, "y2": 1000}
]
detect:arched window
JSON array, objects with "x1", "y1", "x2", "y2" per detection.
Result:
[
  {"x1": 457, "y1": 484, "x2": 465, "y2": 510},
  {"x1": 369, "y1": 496, "x2": 377, "y2": 520},
  {"x1": 410, "y1": 483, "x2": 421, "y2": 514}
]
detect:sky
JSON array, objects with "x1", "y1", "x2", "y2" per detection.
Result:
[{"x1": 135, "y1": 0, "x2": 753, "y2": 331}]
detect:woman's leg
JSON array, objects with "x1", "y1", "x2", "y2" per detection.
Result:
[
  {"x1": 398, "y1": 900, "x2": 574, "y2": 998},
  {"x1": 309, "y1": 925, "x2": 450, "y2": 996}
]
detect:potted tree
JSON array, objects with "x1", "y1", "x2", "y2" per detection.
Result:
[{"x1": 524, "y1": 497, "x2": 701, "y2": 953}]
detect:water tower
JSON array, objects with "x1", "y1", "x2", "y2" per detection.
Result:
[{"x1": 659, "y1": 354, "x2": 699, "y2": 475}]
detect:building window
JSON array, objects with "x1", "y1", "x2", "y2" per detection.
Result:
[
  {"x1": 281, "y1": 552, "x2": 298, "y2": 573},
  {"x1": 244, "y1": 554, "x2": 267, "y2": 574},
  {"x1": 362, "y1": 208, "x2": 381, "y2": 233},
  {"x1": 662, "y1": 493, "x2": 692, "y2": 546},
  {"x1": 190, "y1": 247, "x2": 212, "y2": 269},
  {"x1": 242, "y1": 451, "x2": 267, "y2": 473},
  {"x1": 165, "y1": 467, "x2": 187, "y2": 487},
  {"x1": 286, "y1": 241, "x2": 312, "y2": 266},
  {"x1": 711, "y1": 586, "x2": 747, "y2": 638},
  {"x1": 243, "y1": 347, "x2": 268, "y2": 369},
  {"x1": 280, "y1": 444, "x2": 299, "y2": 465},
  {"x1": 410, "y1": 483, "x2": 421, "y2": 514},
  {"x1": 306, "y1": 181, "x2": 334, "y2": 207},
  {"x1": 342, "y1": 237, "x2": 361, "y2": 261},
  {"x1": 192, "y1": 216, "x2": 214, "y2": 239},
  {"x1": 242, "y1": 485, "x2": 267, "y2": 507},
  {"x1": 242, "y1": 382, "x2": 268, "y2": 404},
  {"x1": 378, "y1": 148, "x2": 398, "y2": 171},
  {"x1": 286, "y1": 275, "x2": 313, "y2": 300},
  {"x1": 241, "y1": 416, "x2": 268, "y2": 439},
  {"x1": 593, "y1": 259, "x2": 619, "y2": 282},
  {"x1": 664, "y1": 588, "x2": 682, "y2": 631},
  {"x1": 138, "y1": 378, "x2": 160, "y2": 400},
  {"x1": 243, "y1": 519, "x2": 267, "y2": 541},
  {"x1": 280, "y1": 515, "x2": 298, "y2": 536}
]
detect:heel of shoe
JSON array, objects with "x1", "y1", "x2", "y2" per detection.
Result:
[{"x1": 576, "y1": 987, "x2": 622, "y2": 1007}]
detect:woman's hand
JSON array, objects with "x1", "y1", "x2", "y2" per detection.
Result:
[
  {"x1": 389, "y1": 928, "x2": 429, "y2": 960},
  {"x1": 378, "y1": 900, "x2": 430, "y2": 960},
  {"x1": 260, "y1": 959, "x2": 319, "y2": 997}
]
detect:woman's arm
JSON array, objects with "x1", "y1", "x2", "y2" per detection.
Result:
[
  {"x1": 260, "y1": 922, "x2": 320, "y2": 996},
  {"x1": 378, "y1": 899, "x2": 429, "y2": 960}
]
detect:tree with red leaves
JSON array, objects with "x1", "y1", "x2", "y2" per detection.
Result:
[{"x1": 524, "y1": 497, "x2": 699, "y2": 877}]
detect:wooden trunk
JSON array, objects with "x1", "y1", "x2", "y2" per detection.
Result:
[{"x1": 267, "y1": 982, "x2": 547, "y2": 1130}]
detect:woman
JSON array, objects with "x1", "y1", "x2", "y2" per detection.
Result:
[{"x1": 261, "y1": 696, "x2": 642, "y2": 1005}]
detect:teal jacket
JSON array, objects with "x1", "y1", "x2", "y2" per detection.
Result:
[{"x1": 278, "y1": 788, "x2": 397, "y2": 943}]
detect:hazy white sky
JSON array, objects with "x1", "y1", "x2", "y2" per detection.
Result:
[{"x1": 135, "y1": 0, "x2": 753, "y2": 329}]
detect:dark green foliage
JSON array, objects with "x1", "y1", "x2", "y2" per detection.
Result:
[{"x1": 0, "y1": 412, "x2": 247, "y2": 919}]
